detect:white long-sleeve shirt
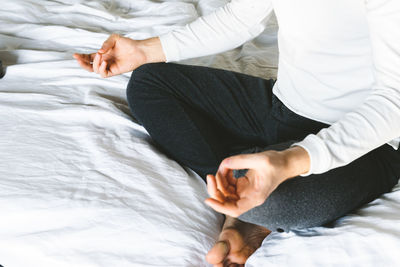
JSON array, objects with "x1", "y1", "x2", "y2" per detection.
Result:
[{"x1": 159, "y1": 0, "x2": 400, "y2": 175}]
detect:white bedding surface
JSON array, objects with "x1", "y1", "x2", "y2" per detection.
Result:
[{"x1": 0, "y1": 1, "x2": 399, "y2": 267}]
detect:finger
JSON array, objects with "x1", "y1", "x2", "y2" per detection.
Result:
[
  {"x1": 227, "y1": 185, "x2": 236, "y2": 195},
  {"x1": 99, "y1": 34, "x2": 119, "y2": 54},
  {"x1": 218, "y1": 168, "x2": 236, "y2": 186},
  {"x1": 74, "y1": 53, "x2": 95, "y2": 72},
  {"x1": 220, "y1": 153, "x2": 264, "y2": 171},
  {"x1": 95, "y1": 53, "x2": 103, "y2": 74},
  {"x1": 226, "y1": 169, "x2": 237, "y2": 186},
  {"x1": 204, "y1": 198, "x2": 240, "y2": 217},
  {"x1": 207, "y1": 175, "x2": 219, "y2": 199},
  {"x1": 93, "y1": 53, "x2": 101, "y2": 74},
  {"x1": 207, "y1": 175, "x2": 225, "y2": 202},
  {"x1": 73, "y1": 53, "x2": 95, "y2": 63},
  {"x1": 99, "y1": 60, "x2": 108, "y2": 78},
  {"x1": 221, "y1": 169, "x2": 238, "y2": 195},
  {"x1": 216, "y1": 172, "x2": 238, "y2": 198},
  {"x1": 216, "y1": 171, "x2": 229, "y2": 193}
]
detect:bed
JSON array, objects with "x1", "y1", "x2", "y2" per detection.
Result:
[{"x1": 0, "y1": 0, "x2": 399, "y2": 266}]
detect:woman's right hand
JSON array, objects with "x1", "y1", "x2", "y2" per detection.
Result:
[{"x1": 73, "y1": 34, "x2": 166, "y2": 78}]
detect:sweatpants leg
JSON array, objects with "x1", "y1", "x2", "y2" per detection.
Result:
[
  {"x1": 126, "y1": 62, "x2": 400, "y2": 231},
  {"x1": 238, "y1": 142, "x2": 400, "y2": 232}
]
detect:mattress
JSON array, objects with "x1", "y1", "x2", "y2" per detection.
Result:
[{"x1": 0, "y1": 1, "x2": 399, "y2": 266}]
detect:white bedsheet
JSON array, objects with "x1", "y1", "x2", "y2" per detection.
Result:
[{"x1": 0, "y1": 1, "x2": 399, "y2": 267}]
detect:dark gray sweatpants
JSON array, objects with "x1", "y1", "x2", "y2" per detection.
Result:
[{"x1": 126, "y1": 62, "x2": 400, "y2": 232}]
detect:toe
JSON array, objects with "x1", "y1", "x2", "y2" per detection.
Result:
[
  {"x1": 228, "y1": 248, "x2": 250, "y2": 264},
  {"x1": 226, "y1": 239, "x2": 255, "y2": 264},
  {"x1": 206, "y1": 241, "x2": 230, "y2": 264}
]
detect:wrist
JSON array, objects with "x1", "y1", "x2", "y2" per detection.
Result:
[
  {"x1": 280, "y1": 146, "x2": 311, "y2": 180},
  {"x1": 137, "y1": 37, "x2": 167, "y2": 64}
]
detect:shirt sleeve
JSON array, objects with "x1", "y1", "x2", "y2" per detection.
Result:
[
  {"x1": 293, "y1": 0, "x2": 400, "y2": 176},
  {"x1": 159, "y1": 0, "x2": 273, "y2": 62}
]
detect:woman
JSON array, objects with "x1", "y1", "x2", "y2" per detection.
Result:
[{"x1": 74, "y1": 0, "x2": 400, "y2": 266}]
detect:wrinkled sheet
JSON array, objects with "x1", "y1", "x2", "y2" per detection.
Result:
[{"x1": 0, "y1": 1, "x2": 399, "y2": 267}]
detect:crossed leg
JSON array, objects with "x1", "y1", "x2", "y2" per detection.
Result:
[{"x1": 126, "y1": 62, "x2": 400, "y2": 266}]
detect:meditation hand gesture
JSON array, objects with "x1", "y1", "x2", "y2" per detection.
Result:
[
  {"x1": 74, "y1": 34, "x2": 165, "y2": 78},
  {"x1": 205, "y1": 147, "x2": 310, "y2": 217}
]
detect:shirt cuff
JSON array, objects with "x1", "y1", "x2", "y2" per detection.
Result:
[
  {"x1": 291, "y1": 134, "x2": 331, "y2": 176},
  {"x1": 159, "y1": 31, "x2": 181, "y2": 63}
]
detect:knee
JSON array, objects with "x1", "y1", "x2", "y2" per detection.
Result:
[
  {"x1": 126, "y1": 62, "x2": 167, "y2": 118},
  {"x1": 127, "y1": 63, "x2": 164, "y2": 100},
  {"x1": 238, "y1": 191, "x2": 297, "y2": 233},
  {"x1": 238, "y1": 179, "x2": 327, "y2": 232}
]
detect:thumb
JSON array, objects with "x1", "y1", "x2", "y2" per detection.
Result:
[
  {"x1": 220, "y1": 153, "x2": 264, "y2": 171},
  {"x1": 98, "y1": 34, "x2": 119, "y2": 53}
]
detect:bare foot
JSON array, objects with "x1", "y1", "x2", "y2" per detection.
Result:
[{"x1": 206, "y1": 216, "x2": 271, "y2": 267}]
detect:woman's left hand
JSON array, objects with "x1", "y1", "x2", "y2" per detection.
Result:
[{"x1": 205, "y1": 146, "x2": 310, "y2": 217}]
